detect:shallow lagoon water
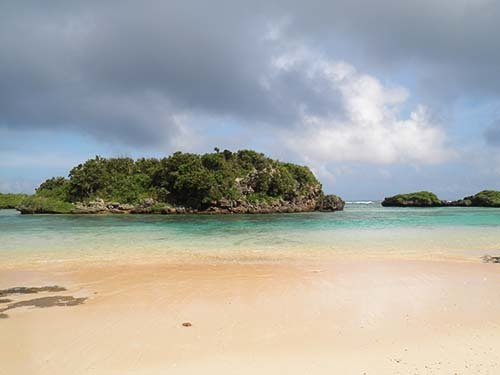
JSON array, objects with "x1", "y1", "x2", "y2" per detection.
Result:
[{"x1": 1, "y1": 203, "x2": 499, "y2": 264}]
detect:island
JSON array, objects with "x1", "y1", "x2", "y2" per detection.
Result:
[
  {"x1": 6, "y1": 149, "x2": 344, "y2": 214},
  {"x1": 382, "y1": 190, "x2": 500, "y2": 207}
]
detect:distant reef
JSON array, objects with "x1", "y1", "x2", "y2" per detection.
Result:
[
  {"x1": 382, "y1": 190, "x2": 500, "y2": 208},
  {"x1": 9, "y1": 149, "x2": 344, "y2": 215}
]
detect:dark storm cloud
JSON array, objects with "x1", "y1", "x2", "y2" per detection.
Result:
[
  {"x1": 485, "y1": 120, "x2": 500, "y2": 146},
  {"x1": 1, "y1": 0, "x2": 499, "y2": 147},
  {"x1": 0, "y1": 1, "x2": 273, "y2": 146}
]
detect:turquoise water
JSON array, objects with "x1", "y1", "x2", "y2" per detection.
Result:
[{"x1": 1, "y1": 203, "x2": 499, "y2": 263}]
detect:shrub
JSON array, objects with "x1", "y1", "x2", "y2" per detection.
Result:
[
  {"x1": 0, "y1": 193, "x2": 29, "y2": 209},
  {"x1": 17, "y1": 196, "x2": 75, "y2": 214},
  {"x1": 36, "y1": 177, "x2": 70, "y2": 201}
]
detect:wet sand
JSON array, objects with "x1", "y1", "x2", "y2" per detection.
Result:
[{"x1": 1, "y1": 257, "x2": 500, "y2": 374}]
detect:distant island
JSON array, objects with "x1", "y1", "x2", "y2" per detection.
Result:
[
  {"x1": 0, "y1": 150, "x2": 344, "y2": 214},
  {"x1": 382, "y1": 190, "x2": 500, "y2": 207}
]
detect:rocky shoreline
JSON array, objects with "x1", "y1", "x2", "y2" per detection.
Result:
[
  {"x1": 17, "y1": 194, "x2": 345, "y2": 215},
  {"x1": 80, "y1": 194, "x2": 345, "y2": 214}
]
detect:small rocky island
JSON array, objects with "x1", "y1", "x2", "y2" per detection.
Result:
[
  {"x1": 382, "y1": 190, "x2": 500, "y2": 207},
  {"x1": 7, "y1": 150, "x2": 344, "y2": 214}
]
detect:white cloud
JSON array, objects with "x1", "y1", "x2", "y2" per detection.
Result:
[{"x1": 267, "y1": 47, "x2": 456, "y2": 165}]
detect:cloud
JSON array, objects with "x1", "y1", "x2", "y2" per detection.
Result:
[
  {"x1": 1, "y1": 0, "x2": 499, "y2": 150},
  {"x1": 266, "y1": 47, "x2": 455, "y2": 164},
  {"x1": 0, "y1": 1, "x2": 272, "y2": 147},
  {"x1": 278, "y1": 0, "x2": 500, "y2": 97},
  {"x1": 484, "y1": 120, "x2": 500, "y2": 146}
]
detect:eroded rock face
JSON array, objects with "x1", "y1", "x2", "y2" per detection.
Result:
[
  {"x1": 0, "y1": 286, "x2": 87, "y2": 319},
  {"x1": 318, "y1": 194, "x2": 345, "y2": 212},
  {"x1": 70, "y1": 191, "x2": 345, "y2": 215},
  {"x1": 74, "y1": 199, "x2": 107, "y2": 213},
  {"x1": 0, "y1": 286, "x2": 66, "y2": 297}
]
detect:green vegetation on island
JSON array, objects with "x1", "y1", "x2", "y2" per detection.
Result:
[
  {"x1": 0, "y1": 193, "x2": 29, "y2": 209},
  {"x1": 382, "y1": 190, "x2": 500, "y2": 207},
  {"x1": 16, "y1": 196, "x2": 76, "y2": 214},
  {"x1": 12, "y1": 149, "x2": 345, "y2": 214}
]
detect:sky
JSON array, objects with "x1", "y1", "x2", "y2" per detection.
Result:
[{"x1": 1, "y1": 0, "x2": 500, "y2": 200}]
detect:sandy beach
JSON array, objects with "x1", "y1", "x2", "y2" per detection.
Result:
[{"x1": 1, "y1": 256, "x2": 500, "y2": 375}]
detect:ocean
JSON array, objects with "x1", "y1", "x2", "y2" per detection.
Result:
[{"x1": 1, "y1": 203, "x2": 499, "y2": 264}]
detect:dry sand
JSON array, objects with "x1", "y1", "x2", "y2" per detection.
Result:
[{"x1": 1, "y1": 257, "x2": 500, "y2": 374}]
